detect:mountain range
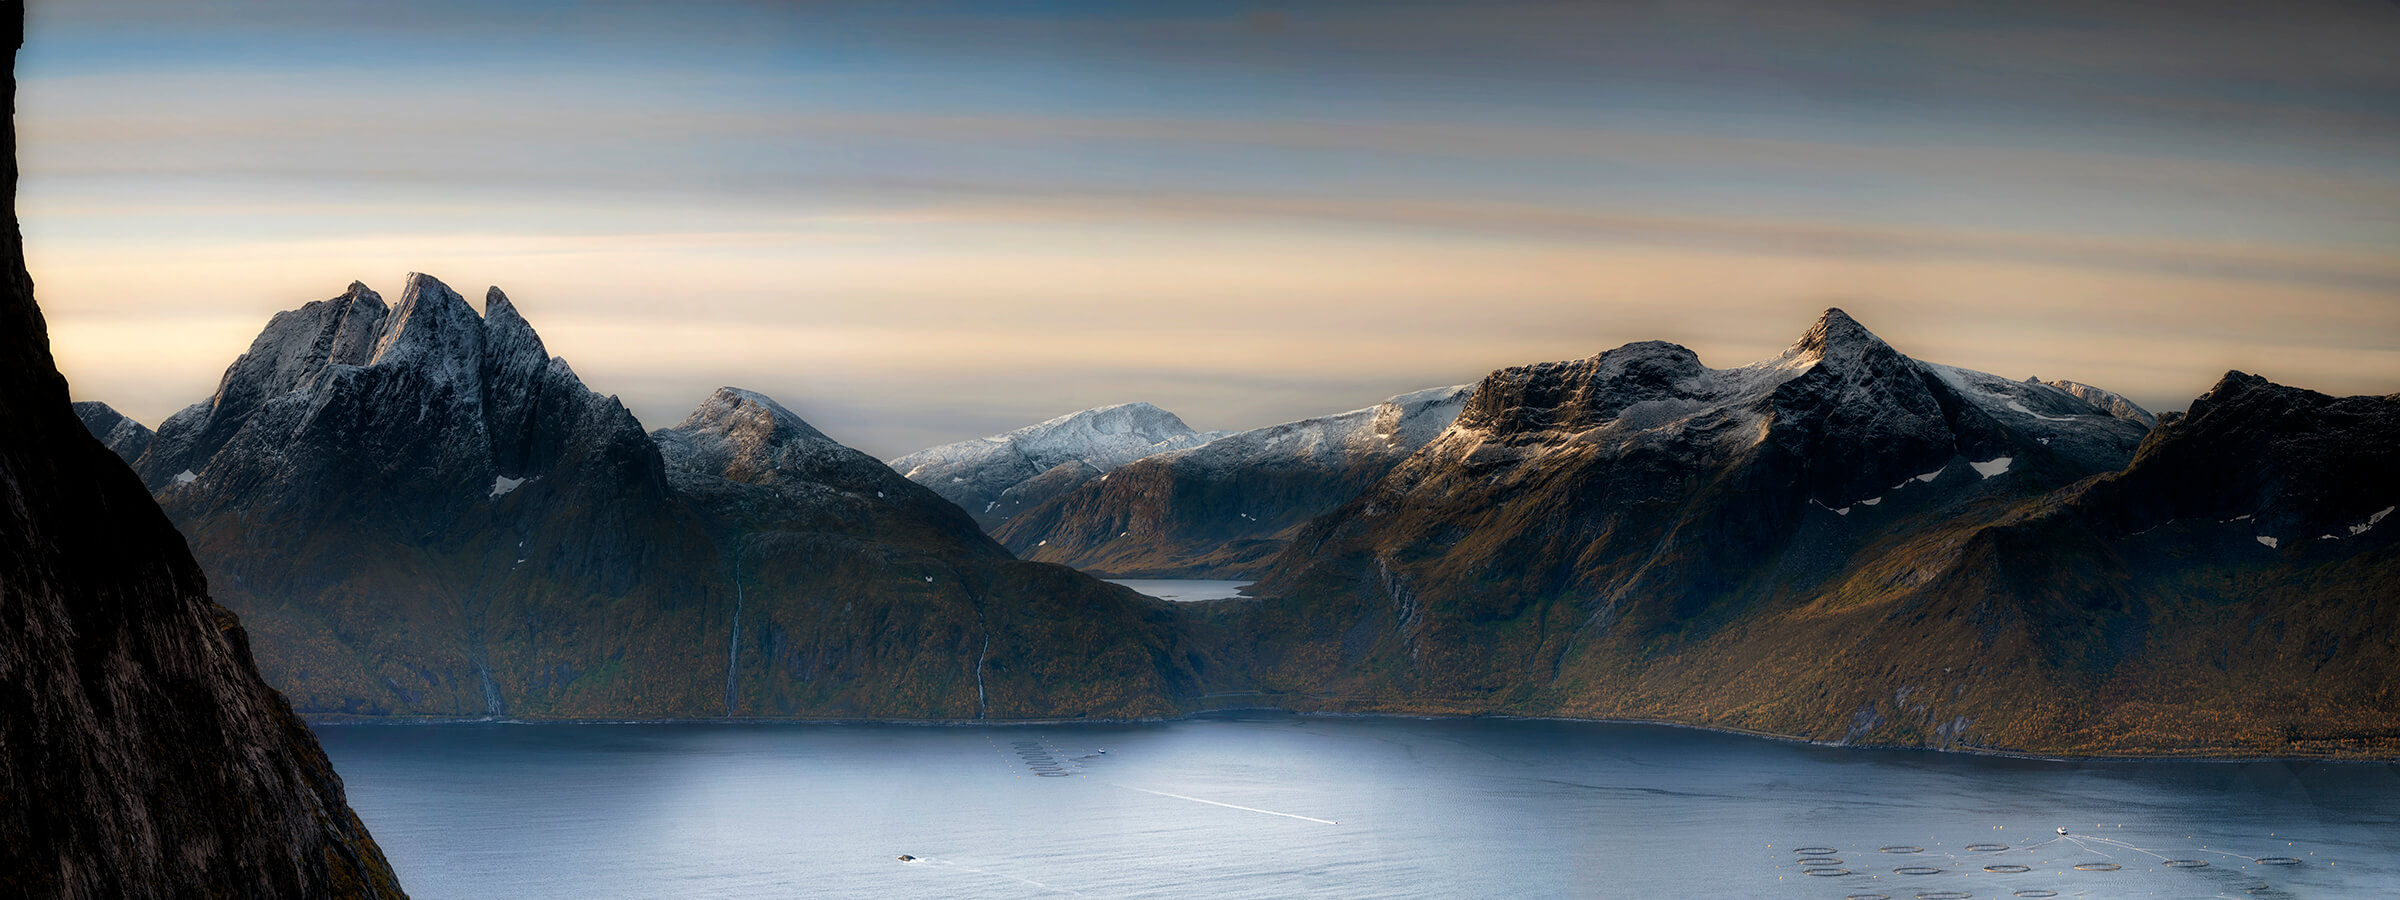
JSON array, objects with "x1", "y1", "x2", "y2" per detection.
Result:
[
  {"x1": 1192, "y1": 311, "x2": 2398, "y2": 757},
  {"x1": 94, "y1": 275, "x2": 1195, "y2": 721},
  {"x1": 80, "y1": 294, "x2": 2399, "y2": 758}
]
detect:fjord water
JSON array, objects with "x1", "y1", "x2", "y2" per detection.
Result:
[
  {"x1": 1101, "y1": 579, "x2": 1252, "y2": 602},
  {"x1": 315, "y1": 714, "x2": 2399, "y2": 899}
]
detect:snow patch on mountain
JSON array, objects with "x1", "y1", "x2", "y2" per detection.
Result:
[
  {"x1": 1157, "y1": 385, "x2": 1472, "y2": 478},
  {"x1": 2004, "y1": 399, "x2": 2076, "y2": 422},
  {"x1": 888, "y1": 401, "x2": 1228, "y2": 528}
]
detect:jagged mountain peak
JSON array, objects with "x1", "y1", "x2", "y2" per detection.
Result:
[
  {"x1": 367, "y1": 272, "x2": 484, "y2": 374},
  {"x1": 483, "y1": 284, "x2": 520, "y2": 317},
  {"x1": 481, "y1": 286, "x2": 546, "y2": 352}
]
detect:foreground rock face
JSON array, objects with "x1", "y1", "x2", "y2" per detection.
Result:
[
  {"x1": 0, "y1": 15, "x2": 406, "y2": 898},
  {"x1": 995, "y1": 385, "x2": 1471, "y2": 577},
  {"x1": 110, "y1": 278, "x2": 1198, "y2": 721}
]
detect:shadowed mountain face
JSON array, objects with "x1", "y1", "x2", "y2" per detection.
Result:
[
  {"x1": 994, "y1": 385, "x2": 1471, "y2": 578},
  {"x1": 1187, "y1": 309, "x2": 2400, "y2": 758},
  {"x1": 0, "y1": 15, "x2": 405, "y2": 898},
  {"x1": 72, "y1": 400, "x2": 152, "y2": 461},
  {"x1": 656, "y1": 388, "x2": 1199, "y2": 718},
  {"x1": 1244, "y1": 309, "x2": 2153, "y2": 638},
  {"x1": 112, "y1": 279, "x2": 1197, "y2": 720},
  {"x1": 890, "y1": 403, "x2": 1229, "y2": 530}
]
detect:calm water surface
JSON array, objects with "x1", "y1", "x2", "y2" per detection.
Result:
[
  {"x1": 1101, "y1": 579, "x2": 1251, "y2": 601},
  {"x1": 315, "y1": 713, "x2": 2400, "y2": 899}
]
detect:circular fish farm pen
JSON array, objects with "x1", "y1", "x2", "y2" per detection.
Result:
[
  {"x1": 1982, "y1": 864, "x2": 2031, "y2": 873},
  {"x1": 2256, "y1": 857, "x2": 2303, "y2": 866},
  {"x1": 1880, "y1": 845, "x2": 1925, "y2": 854},
  {"x1": 2072, "y1": 862, "x2": 2121, "y2": 871},
  {"x1": 1844, "y1": 894, "x2": 1893, "y2": 900},
  {"x1": 1794, "y1": 847, "x2": 1838, "y2": 855},
  {"x1": 2012, "y1": 891, "x2": 2059, "y2": 898},
  {"x1": 1796, "y1": 857, "x2": 1843, "y2": 866},
  {"x1": 1802, "y1": 867, "x2": 1853, "y2": 877},
  {"x1": 2162, "y1": 860, "x2": 2209, "y2": 868},
  {"x1": 1963, "y1": 843, "x2": 2010, "y2": 852},
  {"x1": 1914, "y1": 891, "x2": 1974, "y2": 900},
  {"x1": 1893, "y1": 866, "x2": 1944, "y2": 875}
]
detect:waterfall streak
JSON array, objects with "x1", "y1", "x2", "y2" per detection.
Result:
[
  {"x1": 724, "y1": 548, "x2": 744, "y2": 716},
  {"x1": 975, "y1": 631, "x2": 990, "y2": 719}
]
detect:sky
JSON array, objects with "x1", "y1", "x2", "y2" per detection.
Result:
[{"x1": 18, "y1": 0, "x2": 2400, "y2": 458}]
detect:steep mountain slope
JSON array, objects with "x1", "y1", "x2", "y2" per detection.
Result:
[
  {"x1": 0, "y1": 15, "x2": 405, "y2": 896},
  {"x1": 1857, "y1": 371, "x2": 2400, "y2": 756},
  {"x1": 658, "y1": 388, "x2": 1198, "y2": 718},
  {"x1": 890, "y1": 402, "x2": 1227, "y2": 529},
  {"x1": 120, "y1": 279, "x2": 1195, "y2": 720},
  {"x1": 996, "y1": 385, "x2": 1471, "y2": 578},
  {"x1": 1193, "y1": 310, "x2": 2400, "y2": 757}
]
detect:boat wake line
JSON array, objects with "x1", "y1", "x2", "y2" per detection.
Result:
[
  {"x1": 902, "y1": 856, "x2": 1089, "y2": 896},
  {"x1": 1113, "y1": 784, "x2": 1340, "y2": 825}
]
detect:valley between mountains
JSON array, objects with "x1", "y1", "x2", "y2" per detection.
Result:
[{"x1": 79, "y1": 276, "x2": 2400, "y2": 758}]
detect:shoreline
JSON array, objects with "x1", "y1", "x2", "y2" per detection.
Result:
[{"x1": 300, "y1": 707, "x2": 2400, "y2": 765}]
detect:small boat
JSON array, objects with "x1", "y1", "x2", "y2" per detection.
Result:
[
  {"x1": 2055, "y1": 828, "x2": 2068, "y2": 836},
  {"x1": 896, "y1": 855, "x2": 916, "y2": 862}
]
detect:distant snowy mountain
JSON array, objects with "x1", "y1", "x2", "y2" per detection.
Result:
[
  {"x1": 2040, "y1": 378, "x2": 2158, "y2": 428},
  {"x1": 996, "y1": 385, "x2": 1471, "y2": 577},
  {"x1": 889, "y1": 402, "x2": 1229, "y2": 529}
]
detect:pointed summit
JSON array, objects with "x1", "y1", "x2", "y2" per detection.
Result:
[
  {"x1": 368, "y1": 273, "x2": 486, "y2": 383},
  {"x1": 479, "y1": 285, "x2": 545, "y2": 358},
  {"x1": 658, "y1": 387, "x2": 890, "y2": 490},
  {"x1": 1785, "y1": 307, "x2": 1896, "y2": 367}
]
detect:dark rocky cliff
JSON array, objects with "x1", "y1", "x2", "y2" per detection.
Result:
[{"x1": 0, "y1": 9, "x2": 406, "y2": 897}]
